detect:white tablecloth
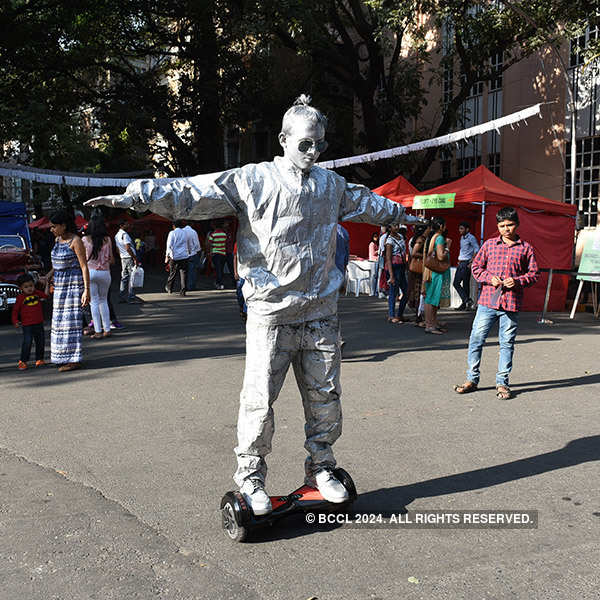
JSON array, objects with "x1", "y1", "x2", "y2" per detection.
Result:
[
  {"x1": 344, "y1": 262, "x2": 478, "y2": 302},
  {"x1": 449, "y1": 266, "x2": 479, "y2": 308}
]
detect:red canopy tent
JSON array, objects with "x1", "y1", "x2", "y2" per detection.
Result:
[
  {"x1": 341, "y1": 175, "x2": 418, "y2": 256},
  {"x1": 395, "y1": 166, "x2": 577, "y2": 311}
]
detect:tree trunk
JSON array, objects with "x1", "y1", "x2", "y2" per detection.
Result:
[{"x1": 188, "y1": 1, "x2": 223, "y2": 175}]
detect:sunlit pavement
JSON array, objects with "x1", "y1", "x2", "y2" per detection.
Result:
[{"x1": 1, "y1": 273, "x2": 599, "y2": 599}]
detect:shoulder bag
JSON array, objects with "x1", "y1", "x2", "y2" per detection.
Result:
[{"x1": 423, "y1": 234, "x2": 450, "y2": 274}]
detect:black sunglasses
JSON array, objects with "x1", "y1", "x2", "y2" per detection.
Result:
[{"x1": 297, "y1": 138, "x2": 328, "y2": 153}]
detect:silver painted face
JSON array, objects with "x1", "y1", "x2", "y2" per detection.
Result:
[{"x1": 280, "y1": 119, "x2": 326, "y2": 172}]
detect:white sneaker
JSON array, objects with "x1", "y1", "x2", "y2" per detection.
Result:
[
  {"x1": 315, "y1": 470, "x2": 349, "y2": 503},
  {"x1": 240, "y1": 479, "x2": 272, "y2": 516}
]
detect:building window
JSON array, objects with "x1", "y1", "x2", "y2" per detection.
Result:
[
  {"x1": 443, "y1": 64, "x2": 454, "y2": 105},
  {"x1": 464, "y1": 77, "x2": 484, "y2": 98},
  {"x1": 457, "y1": 80, "x2": 482, "y2": 178},
  {"x1": 440, "y1": 146, "x2": 453, "y2": 181},
  {"x1": 566, "y1": 136, "x2": 600, "y2": 227},
  {"x1": 487, "y1": 85, "x2": 502, "y2": 175},
  {"x1": 488, "y1": 152, "x2": 501, "y2": 176},
  {"x1": 456, "y1": 151, "x2": 481, "y2": 178},
  {"x1": 489, "y1": 51, "x2": 503, "y2": 92},
  {"x1": 570, "y1": 23, "x2": 599, "y2": 68},
  {"x1": 441, "y1": 18, "x2": 453, "y2": 56}
]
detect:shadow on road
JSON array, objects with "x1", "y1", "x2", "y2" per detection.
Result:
[
  {"x1": 510, "y1": 373, "x2": 600, "y2": 396},
  {"x1": 341, "y1": 336, "x2": 562, "y2": 363},
  {"x1": 243, "y1": 435, "x2": 600, "y2": 542},
  {"x1": 356, "y1": 434, "x2": 600, "y2": 516}
]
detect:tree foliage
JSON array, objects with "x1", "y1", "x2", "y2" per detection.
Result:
[
  {"x1": 0, "y1": 0, "x2": 290, "y2": 177},
  {"x1": 0, "y1": 0, "x2": 596, "y2": 188},
  {"x1": 258, "y1": 0, "x2": 595, "y2": 184}
]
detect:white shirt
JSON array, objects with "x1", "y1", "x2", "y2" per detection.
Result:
[
  {"x1": 184, "y1": 225, "x2": 201, "y2": 255},
  {"x1": 166, "y1": 227, "x2": 191, "y2": 260},
  {"x1": 378, "y1": 233, "x2": 388, "y2": 264},
  {"x1": 115, "y1": 229, "x2": 134, "y2": 259}
]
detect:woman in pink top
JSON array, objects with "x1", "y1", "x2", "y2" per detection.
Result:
[
  {"x1": 82, "y1": 217, "x2": 114, "y2": 338},
  {"x1": 368, "y1": 232, "x2": 380, "y2": 296},
  {"x1": 368, "y1": 232, "x2": 379, "y2": 261}
]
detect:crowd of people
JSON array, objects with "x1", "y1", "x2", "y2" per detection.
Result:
[
  {"x1": 11, "y1": 210, "x2": 242, "y2": 373},
  {"x1": 366, "y1": 217, "x2": 482, "y2": 333},
  {"x1": 357, "y1": 206, "x2": 538, "y2": 400},
  {"x1": 12, "y1": 204, "x2": 538, "y2": 405},
  {"x1": 13, "y1": 204, "x2": 538, "y2": 399}
]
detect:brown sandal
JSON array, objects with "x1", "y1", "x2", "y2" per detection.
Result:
[
  {"x1": 496, "y1": 385, "x2": 512, "y2": 400},
  {"x1": 387, "y1": 317, "x2": 401, "y2": 323},
  {"x1": 91, "y1": 333, "x2": 103, "y2": 339},
  {"x1": 58, "y1": 362, "x2": 82, "y2": 372},
  {"x1": 454, "y1": 381, "x2": 478, "y2": 394}
]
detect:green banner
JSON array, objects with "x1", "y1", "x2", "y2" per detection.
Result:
[
  {"x1": 412, "y1": 193, "x2": 456, "y2": 210},
  {"x1": 577, "y1": 230, "x2": 600, "y2": 282}
]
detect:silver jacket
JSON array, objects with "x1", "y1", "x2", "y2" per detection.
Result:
[{"x1": 117, "y1": 156, "x2": 419, "y2": 324}]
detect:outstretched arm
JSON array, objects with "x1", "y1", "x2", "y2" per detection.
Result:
[
  {"x1": 340, "y1": 182, "x2": 425, "y2": 226},
  {"x1": 85, "y1": 170, "x2": 242, "y2": 221}
]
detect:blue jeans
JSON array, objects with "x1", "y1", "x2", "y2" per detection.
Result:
[
  {"x1": 466, "y1": 305, "x2": 519, "y2": 387},
  {"x1": 119, "y1": 257, "x2": 136, "y2": 300},
  {"x1": 388, "y1": 264, "x2": 408, "y2": 318},
  {"x1": 212, "y1": 254, "x2": 226, "y2": 286},
  {"x1": 236, "y1": 277, "x2": 247, "y2": 314},
  {"x1": 21, "y1": 323, "x2": 45, "y2": 362}
]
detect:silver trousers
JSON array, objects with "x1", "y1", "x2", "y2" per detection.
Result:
[{"x1": 234, "y1": 316, "x2": 342, "y2": 488}]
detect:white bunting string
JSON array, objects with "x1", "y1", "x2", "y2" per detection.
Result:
[
  {"x1": 0, "y1": 103, "x2": 543, "y2": 187},
  {"x1": 0, "y1": 162, "x2": 153, "y2": 187},
  {"x1": 318, "y1": 103, "x2": 542, "y2": 169}
]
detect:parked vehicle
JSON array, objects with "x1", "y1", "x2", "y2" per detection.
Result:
[
  {"x1": 0, "y1": 234, "x2": 44, "y2": 315},
  {"x1": 0, "y1": 202, "x2": 44, "y2": 318}
]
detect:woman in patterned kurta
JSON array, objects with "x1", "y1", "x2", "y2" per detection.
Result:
[{"x1": 46, "y1": 211, "x2": 90, "y2": 371}]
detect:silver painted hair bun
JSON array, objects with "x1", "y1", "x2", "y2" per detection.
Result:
[
  {"x1": 281, "y1": 94, "x2": 327, "y2": 135},
  {"x1": 294, "y1": 94, "x2": 312, "y2": 106}
]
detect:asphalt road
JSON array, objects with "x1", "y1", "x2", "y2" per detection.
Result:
[{"x1": 1, "y1": 272, "x2": 599, "y2": 599}]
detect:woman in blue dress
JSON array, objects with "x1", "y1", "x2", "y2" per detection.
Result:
[{"x1": 45, "y1": 210, "x2": 90, "y2": 371}]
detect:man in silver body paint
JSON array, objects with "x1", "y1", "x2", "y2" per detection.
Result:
[{"x1": 86, "y1": 95, "x2": 423, "y2": 515}]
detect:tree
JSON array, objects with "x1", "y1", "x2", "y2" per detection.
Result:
[
  {"x1": 0, "y1": 0, "x2": 594, "y2": 189},
  {"x1": 254, "y1": 0, "x2": 594, "y2": 185},
  {"x1": 252, "y1": 0, "x2": 429, "y2": 183},
  {"x1": 0, "y1": 0, "x2": 292, "y2": 178}
]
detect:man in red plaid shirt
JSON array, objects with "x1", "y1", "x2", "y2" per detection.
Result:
[{"x1": 454, "y1": 207, "x2": 539, "y2": 399}]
